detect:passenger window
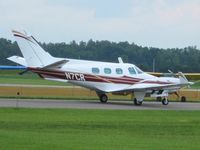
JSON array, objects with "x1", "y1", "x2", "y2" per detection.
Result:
[
  {"x1": 104, "y1": 68, "x2": 111, "y2": 74},
  {"x1": 128, "y1": 67, "x2": 136, "y2": 75},
  {"x1": 92, "y1": 68, "x2": 100, "y2": 74},
  {"x1": 116, "y1": 68, "x2": 123, "y2": 74}
]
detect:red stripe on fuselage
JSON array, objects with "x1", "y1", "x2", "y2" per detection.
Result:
[{"x1": 28, "y1": 67, "x2": 172, "y2": 85}]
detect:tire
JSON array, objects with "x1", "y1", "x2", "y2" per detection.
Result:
[
  {"x1": 134, "y1": 98, "x2": 142, "y2": 106},
  {"x1": 181, "y1": 96, "x2": 186, "y2": 102},
  {"x1": 100, "y1": 94, "x2": 108, "y2": 103},
  {"x1": 162, "y1": 98, "x2": 169, "y2": 105}
]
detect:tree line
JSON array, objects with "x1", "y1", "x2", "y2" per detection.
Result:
[{"x1": 0, "y1": 38, "x2": 200, "y2": 73}]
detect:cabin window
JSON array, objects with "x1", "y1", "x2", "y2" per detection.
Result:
[
  {"x1": 135, "y1": 66, "x2": 143, "y2": 74},
  {"x1": 116, "y1": 68, "x2": 123, "y2": 74},
  {"x1": 104, "y1": 68, "x2": 111, "y2": 74},
  {"x1": 92, "y1": 68, "x2": 100, "y2": 74},
  {"x1": 128, "y1": 67, "x2": 136, "y2": 75}
]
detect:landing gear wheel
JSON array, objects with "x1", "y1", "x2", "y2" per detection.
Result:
[
  {"x1": 162, "y1": 98, "x2": 169, "y2": 105},
  {"x1": 134, "y1": 98, "x2": 142, "y2": 106},
  {"x1": 100, "y1": 94, "x2": 108, "y2": 103},
  {"x1": 181, "y1": 96, "x2": 186, "y2": 102}
]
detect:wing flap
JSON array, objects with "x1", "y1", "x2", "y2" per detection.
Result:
[
  {"x1": 126, "y1": 83, "x2": 178, "y2": 90},
  {"x1": 105, "y1": 83, "x2": 183, "y2": 93}
]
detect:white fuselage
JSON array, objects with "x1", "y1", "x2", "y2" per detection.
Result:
[
  {"x1": 9, "y1": 29, "x2": 191, "y2": 105},
  {"x1": 36, "y1": 58, "x2": 181, "y2": 94}
]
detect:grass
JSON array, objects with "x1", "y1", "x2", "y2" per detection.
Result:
[
  {"x1": 0, "y1": 70, "x2": 69, "y2": 86},
  {"x1": 0, "y1": 108, "x2": 200, "y2": 150},
  {"x1": 191, "y1": 81, "x2": 200, "y2": 89}
]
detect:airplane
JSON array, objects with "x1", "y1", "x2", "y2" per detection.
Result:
[{"x1": 7, "y1": 30, "x2": 193, "y2": 105}]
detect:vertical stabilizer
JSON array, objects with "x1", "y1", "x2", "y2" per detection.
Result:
[{"x1": 12, "y1": 30, "x2": 55, "y2": 68}]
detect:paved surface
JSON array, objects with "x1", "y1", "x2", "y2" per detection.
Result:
[{"x1": 0, "y1": 99, "x2": 200, "y2": 110}]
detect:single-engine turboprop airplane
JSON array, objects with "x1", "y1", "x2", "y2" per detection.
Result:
[{"x1": 8, "y1": 30, "x2": 193, "y2": 105}]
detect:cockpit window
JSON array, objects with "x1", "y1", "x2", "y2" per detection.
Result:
[
  {"x1": 128, "y1": 67, "x2": 136, "y2": 75},
  {"x1": 116, "y1": 68, "x2": 123, "y2": 74},
  {"x1": 135, "y1": 66, "x2": 143, "y2": 74},
  {"x1": 92, "y1": 68, "x2": 100, "y2": 74}
]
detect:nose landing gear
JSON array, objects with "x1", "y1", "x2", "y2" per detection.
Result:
[{"x1": 162, "y1": 97, "x2": 169, "y2": 105}]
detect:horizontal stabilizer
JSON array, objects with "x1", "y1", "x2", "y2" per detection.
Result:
[{"x1": 7, "y1": 56, "x2": 27, "y2": 66}]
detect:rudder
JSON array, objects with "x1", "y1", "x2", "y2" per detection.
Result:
[{"x1": 12, "y1": 30, "x2": 55, "y2": 68}]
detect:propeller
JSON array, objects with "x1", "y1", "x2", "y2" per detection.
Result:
[{"x1": 168, "y1": 69, "x2": 174, "y2": 74}]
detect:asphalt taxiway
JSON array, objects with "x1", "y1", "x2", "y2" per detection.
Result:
[{"x1": 0, "y1": 99, "x2": 200, "y2": 110}]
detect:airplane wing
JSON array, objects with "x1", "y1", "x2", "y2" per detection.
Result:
[
  {"x1": 147, "y1": 72, "x2": 200, "y2": 81},
  {"x1": 124, "y1": 83, "x2": 180, "y2": 91},
  {"x1": 104, "y1": 75, "x2": 192, "y2": 93},
  {"x1": 104, "y1": 83, "x2": 180, "y2": 93},
  {"x1": 182, "y1": 73, "x2": 200, "y2": 81}
]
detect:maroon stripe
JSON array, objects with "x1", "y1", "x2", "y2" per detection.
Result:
[
  {"x1": 14, "y1": 34, "x2": 35, "y2": 44},
  {"x1": 28, "y1": 68, "x2": 141, "y2": 84},
  {"x1": 143, "y1": 81, "x2": 171, "y2": 84},
  {"x1": 100, "y1": 75, "x2": 142, "y2": 82},
  {"x1": 29, "y1": 67, "x2": 141, "y2": 82},
  {"x1": 12, "y1": 30, "x2": 24, "y2": 35},
  {"x1": 28, "y1": 67, "x2": 171, "y2": 85},
  {"x1": 33, "y1": 70, "x2": 66, "y2": 79},
  {"x1": 30, "y1": 68, "x2": 63, "y2": 74}
]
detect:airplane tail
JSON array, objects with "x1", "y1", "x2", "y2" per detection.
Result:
[{"x1": 12, "y1": 30, "x2": 56, "y2": 68}]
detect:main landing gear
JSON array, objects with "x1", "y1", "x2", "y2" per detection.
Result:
[
  {"x1": 162, "y1": 97, "x2": 169, "y2": 105},
  {"x1": 134, "y1": 98, "x2": 143, "y2": 105},
  {"x1": 132, "y1": 91, "x2": 145, "y2": 106},
  {"x1": 134, "y1": 97, "x2": 169, "y2": 106},
  {"x1": 98, "y1": 94, "x2": 108, "y2": 103}
]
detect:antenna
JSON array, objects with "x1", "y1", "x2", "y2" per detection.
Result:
[{"x1": 118, "y1": 57, "x2": 124, "y2": 63}]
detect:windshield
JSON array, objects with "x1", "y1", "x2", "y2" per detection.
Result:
[{"x1": 135, "y1": 66, "x2": 143, "y2": 74}]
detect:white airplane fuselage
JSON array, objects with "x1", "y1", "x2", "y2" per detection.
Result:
[
  {"x1": 28, "y1": 58, "x2": 181, "y2": 96},
  {"x1": 8, "y1": 30, "x2": 192, "y2": 106}
]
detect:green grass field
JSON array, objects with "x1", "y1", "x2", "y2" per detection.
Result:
[
  {"x1": 191, "y1": 81, "x2": 200, "y2": 89},
  {"x1": 0, "y1": 108, "x2": 200, "y2": 150}
]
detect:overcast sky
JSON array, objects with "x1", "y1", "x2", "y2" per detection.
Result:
[{"x1": 1, "y1": 0, "x2": 200, "y2": 48}]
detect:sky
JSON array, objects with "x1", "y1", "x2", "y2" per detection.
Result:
[{"x1": 1, "y1": 0, "x2": 200, "y2": 48}]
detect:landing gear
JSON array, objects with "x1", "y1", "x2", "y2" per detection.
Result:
[
  {"x1": 134, "y1": 98, "x2": 143, "y2": 106},
  {"x1": 99, "y1": 94, "x2": 108, "y2": 103},
  {"x1": 133, "y1": 92, "x2": 145, "y2": 106},
  {"x1": 162, "y1": 97, "x2": 169, "y2": 105},
  {"x1": 181, "y1": 96, "x2": 186, "y2": 102}
]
